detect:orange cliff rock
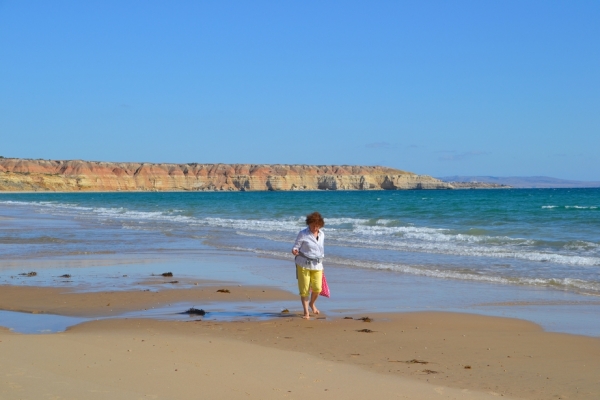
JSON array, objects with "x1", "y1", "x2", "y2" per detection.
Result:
[{"x1": 0, "y1": 158, "x2": 453, "y2": 192}]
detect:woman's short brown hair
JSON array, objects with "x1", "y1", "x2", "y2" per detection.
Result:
[{"x1": 305, "y1": 211, "x2": 324, "y2": 227}]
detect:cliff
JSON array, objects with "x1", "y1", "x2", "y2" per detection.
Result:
[{"x1": 0, "y1": 158, "x2": 453, "y2": 192}]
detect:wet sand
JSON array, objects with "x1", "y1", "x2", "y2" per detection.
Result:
[
  {"x1": 1, "y1": 285, "x2": 599, "y2": 399},
  {"x1": 0, "y1": 284, "x2": 297, "y2": 317}
]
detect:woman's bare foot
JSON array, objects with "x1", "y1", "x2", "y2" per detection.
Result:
[
  {"x1": 302, "y1": 314, "x2": 310, "y2": 320},
  {"x1": 309, "y1": 304, "x2": 320, "y2": 315}
]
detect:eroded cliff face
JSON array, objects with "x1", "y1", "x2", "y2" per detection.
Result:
[{"x1": 0, "y1": 158, "x2": 453, "y2": 192}]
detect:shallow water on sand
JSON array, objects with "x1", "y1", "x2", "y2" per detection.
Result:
[
  {"x1": 0, "y1": 310, "x2": 88, "y2": 334},
  {"x1": 2, "y1": 251, "x2": 600, "y2": 336}
]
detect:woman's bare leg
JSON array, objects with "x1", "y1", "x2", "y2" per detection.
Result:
[
  {"x1": 309, "y1": 291, "x2": 320, "y2": 315},
  {"x1": 300, "y1": 296, "x2": 310, "y2": 319}
]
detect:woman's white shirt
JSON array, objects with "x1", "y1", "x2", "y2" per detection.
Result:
[{"x1": 293, "y1": 227, "x2": 324, "y2": 270}]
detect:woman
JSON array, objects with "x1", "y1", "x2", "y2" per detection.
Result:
[{"x1": 291, "y1": 211, "x2": 325, "y2": 319}]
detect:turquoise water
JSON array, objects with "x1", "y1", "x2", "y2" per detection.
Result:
[{"x1": 1, "y1": 189, "x2": 599, "y2": 295}]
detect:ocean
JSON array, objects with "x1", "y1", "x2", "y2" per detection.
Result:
[{"x1": 1, "y1": 189, "x2": 599, "y2": 335}]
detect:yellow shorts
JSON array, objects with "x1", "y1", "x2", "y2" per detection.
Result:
[{"x1": 296, "y1": 265, "x2": 323, "y2": 298}]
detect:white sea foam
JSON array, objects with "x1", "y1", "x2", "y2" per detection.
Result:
[
  {"x1": 4, "y1": 199, "x2": 599, "y2": 268},
  {"x1": 542, "y1": 205, "x2": 598, "y2": 210},
  {"x1": 216, "y1": 245, "x2": 600, "y2": 294},
  {"x1": 329, "y1": 234, "x2": 600, "y2": 266},
  {"x1": 94, "y1": 208, "x2": 196, "y2": 224},
  {"x1": 325, "y1": 217, "x2": 370, "y2": 225}
]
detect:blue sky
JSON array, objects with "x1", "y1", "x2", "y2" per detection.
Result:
[{"x1": 1, "y1": 1, "x2": 598, "y2": 180}]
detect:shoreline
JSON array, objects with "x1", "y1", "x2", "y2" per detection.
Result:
[
  {"x1": 2, "y1": 247, "x2": 600, "y2": 337},
  {"x1": 1, "y1": 284, "x2": 599, "y2": 399},
  {"x1": 0, "y1": 284, "x2": 298, "y2": 318}
]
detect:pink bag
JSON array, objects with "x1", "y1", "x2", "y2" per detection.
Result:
[{"x1": 320, "y1": 273, "x2": 331, "y2": 298}]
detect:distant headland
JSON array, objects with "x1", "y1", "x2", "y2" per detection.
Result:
[
  {"x1": 0, "y1": 157, "x2": 455, "y2": 192},
  {"x1": 438, "y1": 175, "x2": 600, "y2": 189}
]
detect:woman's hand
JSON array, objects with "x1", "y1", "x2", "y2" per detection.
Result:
[{"x1": 292, "y1": 249, "x2": 299, "y2": 256}]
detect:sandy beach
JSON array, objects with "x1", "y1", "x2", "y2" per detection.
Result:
[{"x1": 1, "y1": 284, "x2": 599, "y2": 399}]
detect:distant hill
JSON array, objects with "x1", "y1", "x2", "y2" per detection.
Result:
[{"x1": 438, "y1": 176, "x2": 600, "y2": 189}]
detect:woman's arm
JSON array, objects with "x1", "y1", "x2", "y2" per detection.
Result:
[{"x1": 292, "y1": 230, "x2": 304, "y2": 255}]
